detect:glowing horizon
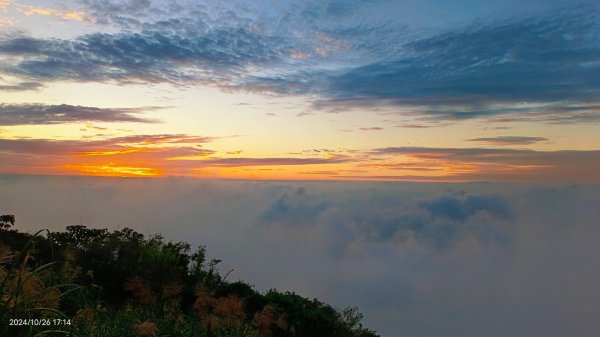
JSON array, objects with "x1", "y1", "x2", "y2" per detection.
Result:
[{"x1": 1, "y1": 1, "x2": 599, "y2": 182}]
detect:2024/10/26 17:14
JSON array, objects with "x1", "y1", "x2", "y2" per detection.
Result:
[{"x1": 9, "y1": 318, "x2": 71, "y2": 326}]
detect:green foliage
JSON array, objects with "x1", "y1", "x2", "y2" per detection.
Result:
[
  {"x1": 0, "y1": 215, "x2": 14, "y2": 230},
  {"x1": 0, "y1": 215, "x2": 380, "y2": 337}
]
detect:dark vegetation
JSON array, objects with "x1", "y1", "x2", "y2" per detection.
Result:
[{"x1": 0, "y1": 215, "x2": 379, "y2": 337}]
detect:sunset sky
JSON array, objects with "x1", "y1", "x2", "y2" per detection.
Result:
[
  {"x1": 1, "y1": 0, "x2": 599, "y2": 181},
  {"x1": 2, "y1": 2, "x2": 600, "y2": 336}
]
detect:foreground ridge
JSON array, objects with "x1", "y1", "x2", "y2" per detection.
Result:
[{"x1": 0, "y1": 215, "x2": 379, "y2": 337}]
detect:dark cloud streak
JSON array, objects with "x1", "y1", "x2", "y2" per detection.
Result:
[
  {"x1": 0, "y1": 103, "x2": 161, "y2": 125},
  {"x1": 0, "y1": 81, "x2": 43, "y2": 91},
  {"x1": 466, "y1": 136, "x2": 549, "y2": 145}
]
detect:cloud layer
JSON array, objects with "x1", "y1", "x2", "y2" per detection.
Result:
[
  {"x1": 2, "y1": 176, "x2": 599, "y2": 337},
  {"x1": 368, "y1": 146, "x2": 600, "y2": 181},
  {"x1": 0, "y1": 133, "x2": 598, "y2": 181},
  {"x1": 0, "y1": 134, "x2": 354, "y2": 177}
]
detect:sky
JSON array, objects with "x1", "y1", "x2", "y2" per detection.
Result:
[{"x1": 0, "y1": 0, "x2": 599, "y2": 181}]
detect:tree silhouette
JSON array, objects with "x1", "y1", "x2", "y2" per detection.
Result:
[{"x1": 0, "y1": 214, "x2": 14, "y2": 230}]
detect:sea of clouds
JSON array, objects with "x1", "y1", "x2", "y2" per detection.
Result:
[{"x1": 1, "y1": 174, "x2": 599, "y2": 337}]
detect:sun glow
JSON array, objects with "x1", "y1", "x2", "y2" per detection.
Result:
[
  {"x1": 76, "y1": 149, "x2": 147, "y2": 157},
  {"x1": 61, "y1": 164, "x2": 162, "y2": 177}
]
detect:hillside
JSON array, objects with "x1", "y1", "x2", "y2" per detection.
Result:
[{"x1": 0, "y1": 215, "x2": 379, "y2": 337}]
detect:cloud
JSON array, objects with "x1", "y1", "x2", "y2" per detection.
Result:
[
  {"x1": 466, "y1": 136, "x2": 549, "y2": 145},
  {"x1": 353, "y1": 201, "x2": 510, "y2": 251},
  {"x1": 369, "y1": 192, "x2": 509, "y2": 250},
  {"x1": 370, "y1": 146, "x2": 600, "y2": 182},
  {"x1": 1, "y1": 176, "x2": 600, "y2": 337},
  {"x1": 101, "y1": 134, "x2": 213, "y2": 145},
  {"x1": 193, "y1": 156, "x2": 353, "y2": 167},
  {"x1": 15, "y1": 5, "x2": 92, "y2": 22},
  {"x1": 0, "y1": 103, "x2": 161, "y2": 125},
  {"x1": 0, "y1": 134, "x2": 214, "y2": 176},
  {"x1": 0, "y1": 0, "x2": 11, "y2": 11},
  {"x1": 486, "y1": 103, "x2": 600, "y2": 124},
  {"x1": 359, "y1": 162, "x2": 444, "y2": 172},
  {"x1": 0, "y1": 81, "x2": 43, "y2": 91},
  {"x1": 0, "y1": 135, "x2": 213, "y2": 159},
  {"x1": 261, "y1": 188, "x2": 330, "y2": 227},
  {"x1": 0, "y1": 17, "x2": 14, "y2": 28},
  {"x1": 336, "y1": 175, "x2": 462, "y2": 181},
  {"x1": 371, "y1": 146, "x2": 581, "y2": 163},
  {"x1": 0, "y1": 135, "x2": 353, "y2": 176},
  {"x1": 316, "y1": 7, "x2": 600, "y2": 110},
  {"x1": 0, "y1": 22, "x2": 289, "y2": 85},
  {"x1": 359, "y1": 127, "x2": 384, "y2": 131},
  {"x1": 77, "y1": 0, "x2": 179, "y2": 27},
  {"x1": 228, "y1": 6, "x2": 597, "y2": 124},
  {"x1": 295, "y1": 7, "x2": 600, "y2": 125},
  {"x1": 1, "y1": 3, "x2": 598, "y2": 125},
  {"x1": 395, "y1": 102, "x2": 600, "y2": 124},
  {"x1": 259, "y1": 187, "x2": 512, "y2": 251},
  {"x1": 395, "y1": 123, "x2": 445, "y2": 128},
  {"x1": 419, "y1": 194, "x2": 512, "y2": 221},
  {"x1": 299, "y1": 170, "x2": 340, "y2": 175},
  {"x1": 1, "y1": 136, "x2": 598, "y2": 181},
  {"x1": 0, "y1": 133, "x2": 597, "y2": 181},
  {"x1": 78, "y1": 0, "x2": 390, "y2": 38}
]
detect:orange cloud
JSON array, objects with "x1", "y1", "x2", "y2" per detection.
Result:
[
  {"x1": 0, "y1": 0, "x2": 12, "y2": 11},
  {"x1": 76, "y1": 148, "x2": 148, "y2": 157},
  {"x1": 16, "y1": 5, "x2": 91, "y2": 23},
  {"x1": 365, "y1": 147, "x2": 600, "y2": 182},
  {"x1": 0, "y1": 135, "x2": 213, "y2": 177},
  {"x1": 289, "y1": 49, "x2": 310, "y2": 60},
  {"x1": 0, "y1": 135, "x2": 354, "y2": 178}
]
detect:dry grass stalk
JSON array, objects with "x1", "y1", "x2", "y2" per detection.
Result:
[
  {"x1": 162, "y1": 281, "x2": 183, "y2": 298},
  {"x1": 73, "y1": 307, "x2": 95, "y2": 327},
  {"x1": 193, "y1": 284, "x2": 215, "y2": 314},
  {"x1": 124, "y1": 277, "x2": 157, "y2": 305},
  {"x1": 1, "y1": 249, "x2": 62, "y2": 318},
  {"x1": 214, "y1": 295, "x2": 244, "y2": 328},
  {"x1": 275, "y1": 313, "x2": 288, "y2": 331},
  {"x1": 254, "y1": 305, "x2": 276, "y2": 337},
  {"x1": 134, "y1": 321, "x2": 158, "y2": 337},
  {"x1": 0, "y1": 245, "x2": 14, "y2": 266},
  {"x1": 62, "y1": 247, "x2": 77, "y2": 263}
]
